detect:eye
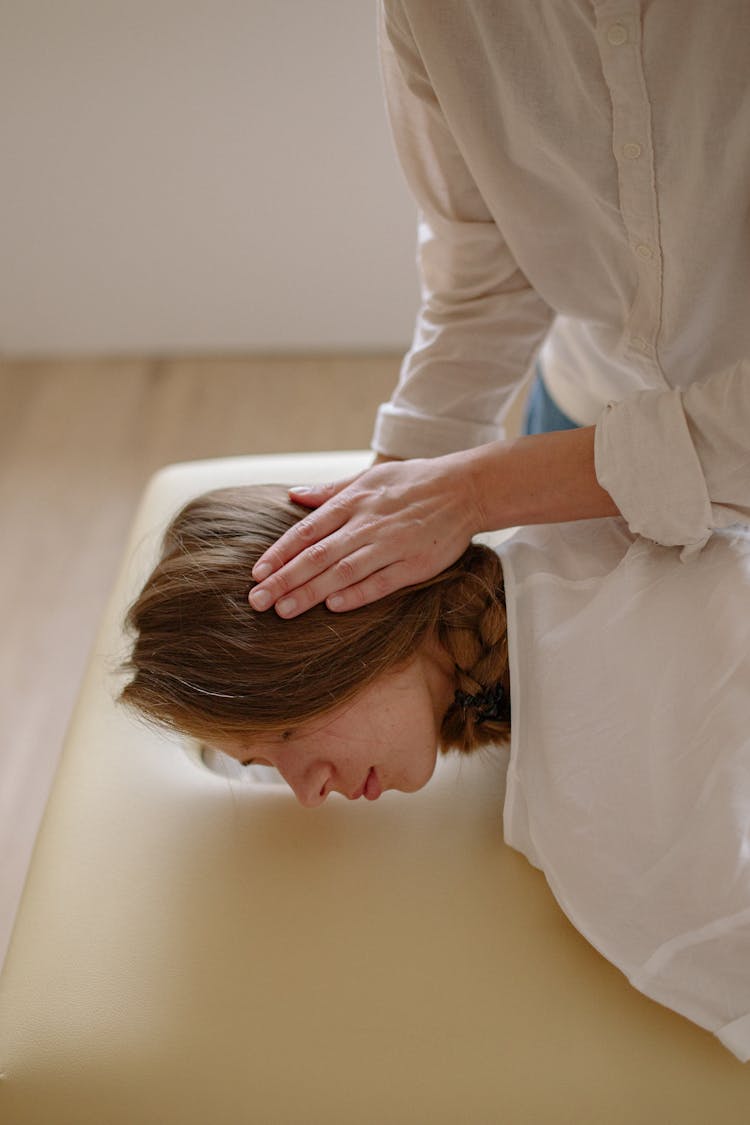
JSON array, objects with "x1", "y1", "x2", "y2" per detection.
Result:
[{"x1": 241, "y1": 730, "x2": 294, "y2": 767}]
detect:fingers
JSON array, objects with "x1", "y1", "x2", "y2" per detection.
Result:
[
  {"x1": 251, "y1": 543, "x2": 423, "y2": 619},
  {"x1": 250, "y1": 541, "x2": 380, "y2": 618},
  {"x1": 251, "y1": 498, "x2": 349, "y2": 586},
  {"x1": 288, "y1": 474, "x2": 355, "y2": 509},
  {"x1": 325, "y1": 561, "x2": 417, "y2": 613},
  {"x1": 250, "y1": 475, "x2": 358, "y2": 584}
]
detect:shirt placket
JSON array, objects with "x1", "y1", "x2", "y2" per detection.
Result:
[{"x1": 594, "y1": 0, "x2": 666, "y2": 376}]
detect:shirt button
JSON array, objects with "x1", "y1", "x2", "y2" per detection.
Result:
[
  {"x1": 607, "y1": 23, "x2": 628, "y2": 46},
  {"x1": 623, "y1": 142, "x2": 643, "y2": 160},
  {"x1": 636, "y1": 243, "x2": 654, "y2": 260}
]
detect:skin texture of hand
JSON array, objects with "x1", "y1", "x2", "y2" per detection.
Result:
[
  {"x1": 249, "y1": 452, "x2": 483, "y2": 617},
  {"x1": 249, "y1": 427, "x2": 619, "y2": 617}
]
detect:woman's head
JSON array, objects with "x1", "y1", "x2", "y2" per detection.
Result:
[{"x1": 119, "y1": 485, "x2": 510, "y2": 801}]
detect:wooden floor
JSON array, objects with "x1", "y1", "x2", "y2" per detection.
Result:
[{"x1": 0, "y1": 354, "x2": 526, "y2": 967}]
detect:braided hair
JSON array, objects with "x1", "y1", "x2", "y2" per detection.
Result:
[{"x1": 437, "y1": 545, "x2": 510, "y2": 753}]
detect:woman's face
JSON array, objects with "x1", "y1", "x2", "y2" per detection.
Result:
[{"x1": 214, "y1": 645, "x2": 455, "y2": 807}]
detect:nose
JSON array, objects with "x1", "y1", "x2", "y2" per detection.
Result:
[{"x1": 278, "y1": 761, "x2": 332, "y2": 808}]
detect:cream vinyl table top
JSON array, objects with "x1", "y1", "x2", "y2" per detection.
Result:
[{"x1": 1, "y1": 452, "x2": 748, "y2": 1124}]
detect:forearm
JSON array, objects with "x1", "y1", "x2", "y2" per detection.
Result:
[{"x1": 464, "y1": 427, "x2": 620, "y2": 533}]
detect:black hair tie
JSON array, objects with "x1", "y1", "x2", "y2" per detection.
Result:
[{"x1": 454, "y1": 681, "x2": 509, "y2": 724}]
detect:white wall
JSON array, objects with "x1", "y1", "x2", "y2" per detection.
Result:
[{"x1": 0, "y1": 1, "x2": 419, "y2": 357}]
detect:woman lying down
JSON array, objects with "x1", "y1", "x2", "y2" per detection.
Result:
[{"x1": 119, "y1": 485, "x2": 750, "y2": 1061}]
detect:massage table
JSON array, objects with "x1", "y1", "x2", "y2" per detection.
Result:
[{"x1": 1, "y1": 452, "x2": 748, "y2": 1124}]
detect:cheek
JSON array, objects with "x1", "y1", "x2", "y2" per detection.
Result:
[{"x1": 378, "y1": 701, "x2": 440, "y2": 779}]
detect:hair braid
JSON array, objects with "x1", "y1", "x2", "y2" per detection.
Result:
[{"x1": 437, "y1": 544, "x2": 510, "y2": 754}]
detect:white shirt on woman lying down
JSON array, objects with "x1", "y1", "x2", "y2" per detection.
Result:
[{"x1": 498, "y1": 519, "x2": 750, "y2": 1061}]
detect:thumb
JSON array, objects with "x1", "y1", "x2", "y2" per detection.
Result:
[{"x1": 288, "y1": 474, "x2": 356, "y2": 509}]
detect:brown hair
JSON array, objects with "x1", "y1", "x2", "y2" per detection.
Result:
[{"x1": 119, "y1": 485, "x2": 510, "y2": 754}]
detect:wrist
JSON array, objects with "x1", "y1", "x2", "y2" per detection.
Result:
[
  {"x1": 460, "y1": 428, "x2": 620, "y2": 532},
  {"x1": 448, "y1": 445, "x2": 500, "y2": 536}
]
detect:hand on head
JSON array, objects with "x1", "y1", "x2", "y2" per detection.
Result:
[{"x1": 248, "y1": 451, "x2": 486, "y2": 618}]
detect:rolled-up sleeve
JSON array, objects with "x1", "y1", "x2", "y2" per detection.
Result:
[
  {"x1": 372, "y1": 1, "x2": 554, "y2": 460},
  {"x1": 595, "y1": 362, "x2": 750, "y2": 555}
]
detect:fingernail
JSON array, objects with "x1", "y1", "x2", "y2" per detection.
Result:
[
  {"x1": 290, "y1": 486, "x2": 310, "y2": 495},
  {"x1": 277, "y1": 597, "x2": 297, "y2": 616},
  {"x1": 252, "y1": 562, "x2": 272, "y2": 580},
  {"x1": 328, "y1": 595, "x2": 344, "y2": 610},
  {"x1": 250, "y1": 589, "x2": 271, "y2": 610}
]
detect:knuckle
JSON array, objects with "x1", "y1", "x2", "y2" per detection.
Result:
[
  {"x1": 295, "y1": 519, "x2": 319, "y2": 545},
  {"x1": 358, "y1": 516, "x2": 381, "y2": 539},
  {"x1": 333, "y1": 556, "x2": 357, "y2": 585},
  {"x1": 328, "y1": 495, "x2": 353, "y2": 520},
  {"x1": 305, "y1": 540, "x2": 329, "y2": 567},
  {"x1": 268, "y1": 572, "x2": 292, "y2": 598},
  {"x1": 294, "y1": 582, "x2": 320, "y2": 612}
]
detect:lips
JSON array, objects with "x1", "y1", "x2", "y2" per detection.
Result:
[
  {"x1": 349, "y1": 767, "x2": 382, "y2": 801},
  {"x1": 364, "y1": 767, "x2": 382, "y2": 801}
]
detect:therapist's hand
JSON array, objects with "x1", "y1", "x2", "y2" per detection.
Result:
[{"x1": 248, "y1": 452, "x2": 484, "y2": 617}]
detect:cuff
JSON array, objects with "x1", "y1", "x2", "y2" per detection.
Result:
[
  {"x1": 372, "y1": 403, "x2": 505, "y2": 460},
  {"x1": 594, "y1": 388, "x2": 713, "y2": 558}
]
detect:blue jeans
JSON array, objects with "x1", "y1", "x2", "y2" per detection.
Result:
[{"x1": 522, "y1": 364, "x2": 580, "y2": 435}]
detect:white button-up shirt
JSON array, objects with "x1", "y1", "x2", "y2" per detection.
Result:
[
  {"x1": 499, "y1": 519, "x2": 750, "y2": 1060},
  {"x1": 373, "y1": 0, "x2": 750, "y2": 552}
]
